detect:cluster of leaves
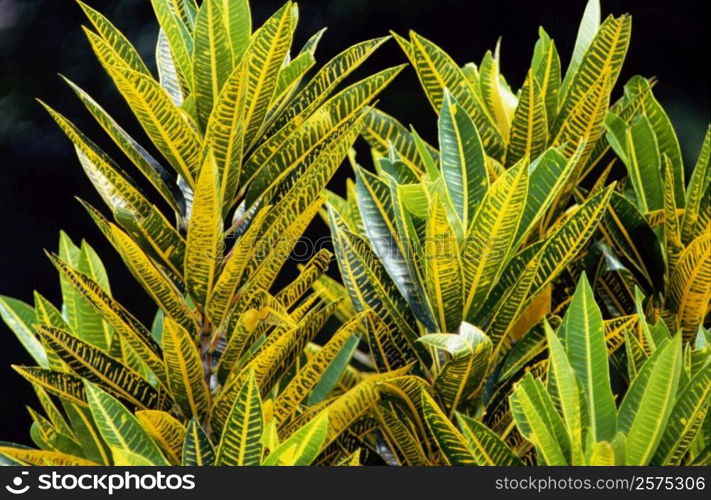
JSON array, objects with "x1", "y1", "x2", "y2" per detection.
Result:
[{"x1": 1, "y1": 0, "x2": 709, "y2": 466}]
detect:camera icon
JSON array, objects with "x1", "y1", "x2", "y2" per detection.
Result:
[{"x1": 5, "y1": 471, "x2": 30, "y2": 495}]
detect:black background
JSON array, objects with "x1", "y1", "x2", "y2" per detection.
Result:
[{"x1": 0, "y1": 0, "x2": 708, "y2": 445}]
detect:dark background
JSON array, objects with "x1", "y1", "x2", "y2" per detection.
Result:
[{"x1": 0, "y1": 0, "x2": 708, "y2": 445}]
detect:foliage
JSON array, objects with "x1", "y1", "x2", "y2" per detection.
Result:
[
  {"x1": 1, "y1": 0, "x2": 708, "y2": 466},
  {"x1": 0, "y1": 0, "x2": 396, "y2": 466},
  {"x1": 510, "y1": 276, "x2": 709, "y2": 465},
  {"x1": 323, "y1": 0, "x2": 709, "y2": 465}
]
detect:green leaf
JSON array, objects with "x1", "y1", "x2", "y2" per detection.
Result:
[
  {"x1": 182, "y1": 418, "x2": 215, "y2": 465},
  {"x1": 354, "y1": 166, "x2": 432, "y2": 330},
  {"x1": 406, "y1": 31, "x2": 504, "y2": 159},
  {"x1": 33, "y1": 292, "x2": 71, "y2": 337},
  {"x1": 616, "y1": 114, "x2": 663, "y2": 213},
  {"x1": 601, "y1": 193, "x2": 665, "y2": 293},
  {"x1": 555, "y1": 14, "x2": 631, "y2": 138},
  {"x1": 0, "y1": 296, "x2": 47, "y2": 367},
  {"x1": 192, "y1": 0, "x2": 233, "y2": 128},
  {"x1": 63, "y1": 403, "x2": 112, "y2": 464},
  {"x1": 240, "y1": 3, "x2": 293, "y2": 147},
  {"x1": 216, "y1": 370, "x2": 263, "y2": 466},
  {"x1": 438, "y1": 90, "x2": 488, "y2": 227},
  {"x1": 530, "y1": 28, "x2": 561, "y2": 125},
  {"x1": 47, "y1": 252, "x2": 166, "y2": 382},
  {"x1": 307, "y1": 332, "x2": 360, "y2": 406},
  {"x1": 419, "y1": 324, "x2": 483, "y2": 359},
  {"x1": 329, "y1": 209, "x2": 424, "y2": 365},
  {"x1": 220, "y1": 0, "x2": 251, "y2": 63},
  {"x1": 261, "y1": 36, "x2": 390, "y2": 144},
  {"x1": 262, "y1": 411, "x2": 329, "y2": 466},
  {"x1": 506, "y1": 71, "x2": 548, "y2": 166},
  {"x1": 37, "y1": 325, "x2": 166, "y2": 411},
  {"x1": 433, "y1": 328, "x2": 491, "y2": 414},
  {"x1": 510, "y1": 374, "x2": 570, "y2": 465},
  {"x1": 423, "y1": 197, "x2": 463, "y2": 332},
  {"x1": 204, "y1": 62, "x2": 248, "y2": 215},
  {"x1": 625, "y1": 77, "x2": 685, "y2": 203},
  {"x1": 151, "y1": 0, "x2": 194, "y2": 94},
  {"x1": 652, "y1": 359, "x2": 711, "y2": 465},
  {"x1": 31, "y1": 384, "x2": 75, "y2": 439},
  {"x1": 497, "y1": 317, "x2": 551, "y2": 381},
  {"x1": 61, "y1": 77, "x2": 183, "y2": 214},
  {"x1": 681, "y1": 126, "x2": 710, "y2": 245},
  {"x1": 76, "y1": 240, "x2": 114, "y2": 351},
  {"x1": 545, "y1": 321, "x2": 585, "y2": 464},
  {"x1": 561, "y1": 0, "x2": 600, "y2": 97},
  {"x1": 28, "y1": 406, "x2": 83, "y2": 457},
  {"x1": 84, "y1": 381, "x2": 169, "y2": 465},
  {"x1": 99, "y1": 61, "x2": 202, "y2": 186},
  {"x1": 110, "y1": 225, "x2": 197, "y2": 333},
  {"x1": 162, "y1": 317, "x2": 209, "y2": 420},
  {"x1": 560, "y1": 274, "x2": 616, "y2": 442},
  {"x1": 513, "y1": 147, "x2": 574, "y2": 246},
  {"x1": 273, "y1": 314, "x2": 363, "y2": 423},
  {"x1": 57, "y1": 232, "x2": 113, "y2": 352},
  {"x1": 135, "y1": 410, "x2": 185, "y2": 464},
  {"x1": 362, "y1": 108, "x2": 434, "y2": 175},
  {"x1": 77, "y1": 0, "x2": 151, "y2": 75},
  {"x1": 461, "y1": 161, "x2": 528, "y2": 319},
  {"x1": 618, "y1": 336, "x2": 682, "y2": 465},
  {"x1": 420, "y1": 389, "x2": 477, "y2": 465},
  {"x1": 273, "y1": 51, "x2": 314, "y2": 103},
  {"x1": 12, "y1": 367, "x2": 87, "y2": 407},
  {"x1": 455, "y1": 413, "x2": 523, "y2": 466},
  {"x1": 478, "y1": 49, "x2": 515, "y2": 140}
]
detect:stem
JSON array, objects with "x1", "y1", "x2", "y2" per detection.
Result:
[
  {"x1": 199, "y1": 316, "x2": 214, "y2": 435},
  {"x1": 199, "y1": 317, "x2": 214, "y2": 398}
]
